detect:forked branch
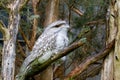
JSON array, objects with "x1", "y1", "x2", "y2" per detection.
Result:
[{"x1": 0, "y1": 20, "x2": 9, "y2": 40}]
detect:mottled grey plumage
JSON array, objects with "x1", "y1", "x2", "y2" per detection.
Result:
[{"x1": 21, "y1": 20, "x2": 69, "y2": 71}]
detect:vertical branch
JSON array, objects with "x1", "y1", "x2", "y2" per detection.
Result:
[
  {"x1": 30, "y1": 0, "x2": 41, "y2": 50},
  {"x1": 19, "y1": 0, "x2": 40, "y2": 51},
  {"x1": 68, "y1": 7, "x2": 71, "y2": 25}
]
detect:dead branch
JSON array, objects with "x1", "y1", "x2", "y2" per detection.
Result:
[
  {"x1": 86, "y1": 19, "x2": 105, "y2": 26},
  {"x1": 71, "y1": 6, "x2": 83, "y2": 16},
  {"x1": 64, "y1": 40, "x2": 115, "y2": 80}
]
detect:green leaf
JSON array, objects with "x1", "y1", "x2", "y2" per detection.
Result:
[{"x1": 29, "y1": 15, "x2": 40, "y2": 20}]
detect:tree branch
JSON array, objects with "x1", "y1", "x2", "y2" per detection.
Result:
[
  {"x1": 20, "y1": 0, "x2": 30, "y2": 10},
  {"x1": 71, "y1": 6, "x2": 83, "y2": 16},
  {"x1": 0, "y1": 20, "x2": 7, "y2": 34},
  {"x1": 30, "y1": 0, "x2": 41, "y2": 49},
  {"x1": 77, "y1": 63, "x2": 102, "y2": 80},
  {"x1": 0, "y1": 3, "x2": 9, "y2": 12},
  {"x1": 19, "y1": 27, "x2": 31, "y2": 50},
  {"x1": 17, "y1": 40, "x2": 26, "y2": 58},
  {"x1": 64, "y1": 39, "x2": 115, "y2": 80},
  {"x1": 16, "y1": 40, "x2": 85, "y2": 79},
  {"x1": 0, "y1": 20, "x2": 9, "y2": 40},
  {"x1": 85, "y1": 19, "x2": 105, "y2": 26}
]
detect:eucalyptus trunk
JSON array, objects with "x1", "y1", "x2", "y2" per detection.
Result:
[{"x1": 40, "y1": 0, "x2": 59, "y2": 80}]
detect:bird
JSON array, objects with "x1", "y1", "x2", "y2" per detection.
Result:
[{"x1": 20, "y1": 20, "x2": 70, "y2": 72}]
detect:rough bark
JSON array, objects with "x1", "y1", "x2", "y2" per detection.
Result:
[{"x1": 101, "y1": 0, "x2": 117, "y2": 80}]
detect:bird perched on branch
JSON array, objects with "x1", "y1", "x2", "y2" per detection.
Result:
[{"x1": 20, "y1": 20, "x2": 70, "y2": 72}]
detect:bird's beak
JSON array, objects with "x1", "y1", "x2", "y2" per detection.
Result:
[
  {"x1": 67, "y1": 25, "x2": 72, "y2": 32},
  {"x1": 68, "y1": 27, "x2": 71, "y2": 32},
  {"x1": 65, "y1": 24, "x2": 70, "y2": 29}
]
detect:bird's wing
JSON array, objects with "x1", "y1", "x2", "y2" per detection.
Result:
[{"x1": 21, "y1": 32, "x2": 57, "y2": 71}]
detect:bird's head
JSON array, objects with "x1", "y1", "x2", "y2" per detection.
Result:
[{"x1": 44, "y1": 20, "x2": 70, "y2": 33}]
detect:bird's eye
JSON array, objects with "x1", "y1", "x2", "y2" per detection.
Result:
[
  {"x1": 54, "y1": 25, "x2": 60, "y2": 27},
  {"x1": 54, "y1": 23, "x2": 65, "y2": 28}
]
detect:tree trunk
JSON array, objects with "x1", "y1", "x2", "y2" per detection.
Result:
[
  {"x1": 40, "y1": 0, "x2": 59, "y2": 80},
  {"x1": 114, "y1": 0, "x2": 120, "y2": 80},
  {"x1": 0, "y1": 0, "x2": 29, "y2": 80},
  {"x1": 101, "y1": 0, "x2": 117, "y2": 80},
  {"x1": 44, "y1": 0, "x2": 59, "y2": 27},
  {"x1": 1, "y1": 2, "x2": 20, "y2": 80}
]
